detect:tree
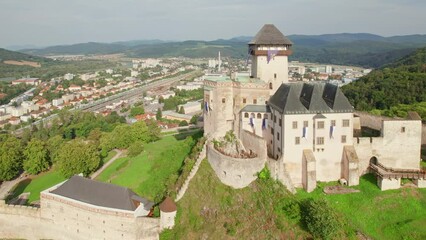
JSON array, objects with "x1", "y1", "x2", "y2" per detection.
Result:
[
  {"x1": 127, "y1": 141, "x2": 144, "y2": 157},
  {"x1": 179, "y1": 120, "x2": 188, "y2": 127},
  {"x1": 190, "y1": 114, "x2": 199, "y2": 125},
  {"x1": 302, "y1": 198, "x2": 343, "y2": 240},
  {"x1": 0, "y1": 135, "x2": 23, "y2": 181},
  {"x1": 156, "y1": 108, "x2": 162, "y2": 120},
  {"x1": 57, "y1": 139, "x2": 100, "y2": 178},
  {"x1": 47, "y1": 135, "x2": 64, "y2": 162},
  {"x1": 178, "y1": 106, "x2": 185, "y2": 114},
  {"x1": 23, "y1": 138, "x2": 50, "y2": 175}
]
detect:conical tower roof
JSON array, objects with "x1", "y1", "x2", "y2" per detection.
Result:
[{"x1": 249, "y1": 24, "x2": 293, "y2": 45}]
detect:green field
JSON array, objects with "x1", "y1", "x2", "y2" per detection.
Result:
[
  {"x1": 9, "y1": 170, "x2": 66, "y2": 203},
  {"x1": 162, "y1": 161, "x2": 426, "y2": 240},
  {"x1": 96, "y1": 132, "x2": 201, "y2": 200}
]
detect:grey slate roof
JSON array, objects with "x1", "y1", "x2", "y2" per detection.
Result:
[
  {"x1": 249, "y1": 24, "x2": 293, "y2": 45},
  {"x1": 51, "y1": 176, "x2": 154, "y2": 212},
  {"x1": 241, "y1": 104, "x2": 271, "y2": 113},
  {"x1": 268, "y1": 82, "x2": 354, "y2": 114}
]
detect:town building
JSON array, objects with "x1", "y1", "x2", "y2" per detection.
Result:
[{"x1": 12, "y1": 78, "x2": 40, "y2": 86}]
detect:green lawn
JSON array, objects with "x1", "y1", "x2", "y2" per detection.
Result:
[
  {"x1": 8, "y1": 150, "x2": 118, "y2": 205},
  {"x1": 96, "y1": 132, "x2": 201, "y2": 201},
  {"x1": 9, "y1": 170, "x2": 66, "y2": 204},
  {"x1": 295, "y1": 175, "x2": 426, "y2": 240}
]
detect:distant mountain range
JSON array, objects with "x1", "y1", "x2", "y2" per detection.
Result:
[{"x1": 11, "y1": 33, "x2": 426, "y2": 68}]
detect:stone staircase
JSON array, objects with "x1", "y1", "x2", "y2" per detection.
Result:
[{"x1": 175, "y1": 144, "x2": 207, "y2": 202}]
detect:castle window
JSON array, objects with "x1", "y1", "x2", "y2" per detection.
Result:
[
  {"x1": 295, "y1": 137, "x2": 300, "y2": 145},
  {"x1": 342, "y1": 119, "x2": 350, "y2": 127},
  {"x1": 401, "y1": 127, "x2": 406, "y2": 133},
  {"x1": 269, "y1": 82, "x2": 273, "y2": 89},
  {"x1": 253, "y1": 99, "x2": 257, "y2": 104},
  {"x1": 277, "y1": 132, "x2": 280, "y2": 141},
  {"x1": 278, "y1": 147, "x2": 281, "y2": 152},
  {"x1": 274, "y1": 73, "x2": 277, "y2": 79},
  {"x1": 243, "y1": 98, "x2": 246, "y2": 104},
  {"x1": 316, "y1": 137, "x2": 324, "y2": 145},
  {"x1": 244, "y1": 112, "x2": 249, "y2": 118},
  {"x1": 331, "y1": 120, "x2": 336, "y2": 126},
  {"x1": 222, "y1": 98, "x2": 226, "y2": 103},
  {"x1": 257, "y1": 113, "x2": 262, "y2": 119},
  {"x1": 279, "y1": 118, "x2": 282, "y2": 127},
  {"x1": 292, "y1": 121, "x2": 298, "y2": 129},
  {"x1": 303, "y1": 121, "x2": 309, "y2": 128},
  {"x1": 274, "y1": 115, "x2": 277, "y2": 123},
  {"x1": 264, "y1": 114, "x2": 268, "y2": 119},
  {"x1": 271, "y1": 127, "x2": 274, "y2": 135},
  {"x1": 341, "y1": 135, "x2": 347, "y2": 143},
  {"x1": 317, "y1": 121, "x2": 324, "y2": 129}
]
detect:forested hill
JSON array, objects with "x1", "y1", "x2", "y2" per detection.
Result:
[
  {"x1": 341, "y1": 47, "x2": 426, "y2": 119},
  {"x1": 18, "y1": 33, "x2": 426, "y2": 68},
  {"x1": 0, "y1": 48, "x2": 49, "y2": 63}
]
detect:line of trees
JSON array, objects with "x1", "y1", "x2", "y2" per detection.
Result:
[{"x1": 0, "y1": 109, "x2": 161, "y2": 181}]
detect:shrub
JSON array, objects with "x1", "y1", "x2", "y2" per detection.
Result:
[
  {"x1": 179, "y1": 120, "x2": 188, "y2": 127},
  {"x1": 258, "y1": 167, "x2": 271, "y2": 180},
  {"x1": 301, "y1": 198, "x2": 343, "y2": 240}
]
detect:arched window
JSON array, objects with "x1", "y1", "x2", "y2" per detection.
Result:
[
  {"x1": 264, "y1": 114, "x2": 268, "y2": 119},
  {"x1": 257, "y1": 113, "x2": 262, "y2": 119},
  {"x1": 269, "y1": 82, "x2": 273, "y2": 89},
  {"x1": 244, "y1": 112, "x2": 249, "y2": 118}
]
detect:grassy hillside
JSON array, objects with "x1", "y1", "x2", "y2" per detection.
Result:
[
  {"x1": 161, "y1": 160, "x2": 310, "y2": 239},
  {"x1": 162, "y1": 160, "x2": 426, "y2": 240},
  {"x1": 342, "y1": 47, "x2": 426, "y2": 118}
]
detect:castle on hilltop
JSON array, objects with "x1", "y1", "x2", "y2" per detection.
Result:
[{"x1": 203, "y1": 24, "x2": 425, "y2": 192}]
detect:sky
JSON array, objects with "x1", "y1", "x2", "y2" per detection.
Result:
[{"x1": 1, "y1": 0, "x2": 426, "y2": 48}]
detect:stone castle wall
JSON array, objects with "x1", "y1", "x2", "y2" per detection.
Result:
[
  {"x1": 207, "y1": 142, "x2": 266, "y2": 189},
  {"x1": 0, "y1": 194, "x2": 160, "y2": 240}
]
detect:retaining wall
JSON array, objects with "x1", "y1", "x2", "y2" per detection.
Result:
[{"x1": 207, "y1": 142, "x2": 266, "y2": 189}]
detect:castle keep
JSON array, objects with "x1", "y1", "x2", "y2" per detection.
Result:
[{"x1": 204, "y1": 24, "x2": 425, "y2": 192}]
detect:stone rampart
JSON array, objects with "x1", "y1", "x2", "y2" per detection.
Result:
[
  {"x1": 207, "y1": 142, "x2": 266, "y2": 189},
  {"x1": 240, "y1": 129, "x2": 267, "y2": 159},
  {"x1": 354, "y1": 111, "x2": 395, "y2": 130}
]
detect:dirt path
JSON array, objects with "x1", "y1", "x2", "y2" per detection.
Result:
[{"x1": 90, "y1": 149, "x2": 124, "y2": 180}]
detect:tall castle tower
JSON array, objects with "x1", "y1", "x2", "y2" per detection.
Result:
[{"x1": 249, "y1": 24, "x2": 293, "y2": 95}]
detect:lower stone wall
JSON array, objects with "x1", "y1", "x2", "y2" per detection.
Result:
[
  {"x1": 207, "y1": 143, "x2": 266, "y2": 189},
  {"x1": 0, "y1": 196, "x2": 160, "y2": 240}
]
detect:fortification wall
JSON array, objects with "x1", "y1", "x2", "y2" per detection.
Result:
[
  {"x1": 354, "y1": 111, "x2": 394, "y2": 130},
  {"x1": 207, "y1": 143, "x2": 265, "y2": 189},
  {"x1": 240, "y1": 130, "x2": 267, "y2": 159},
  {"x1": 0, "y1": 195, "x2": 160, "y2": 240},
  {"x1": 40, "y1": 192, "x2": 160, "y2": 240},
  {"x1": 355, "y1": 111, "x2": 426, "y2": 145}
]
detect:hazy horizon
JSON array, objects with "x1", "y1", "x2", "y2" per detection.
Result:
[{"x1": 1, "y1": 0, "x2": 426, "y2": 49}]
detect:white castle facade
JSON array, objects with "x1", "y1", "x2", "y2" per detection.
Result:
[{"x1": 204, "y1": 24, "x2": 425, "y2": 192}]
